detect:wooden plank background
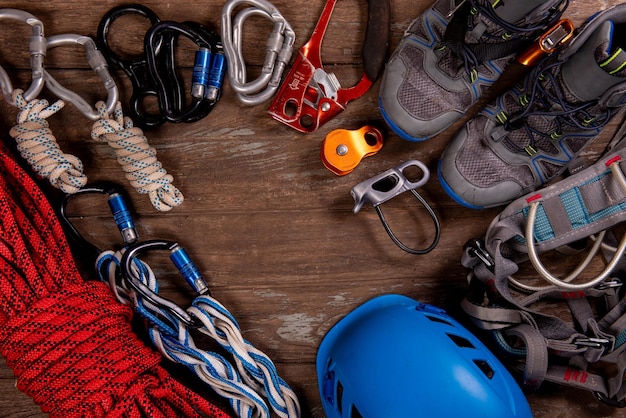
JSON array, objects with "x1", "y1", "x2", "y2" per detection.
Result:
[{"x1": 1, "y1": 0, "x2": 625, "y2": 416}]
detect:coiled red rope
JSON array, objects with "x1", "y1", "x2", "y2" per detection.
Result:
[{"x1": 0, "y1": 140, "x2": 230, "y2": 418}]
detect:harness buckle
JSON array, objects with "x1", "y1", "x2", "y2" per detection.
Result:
[
  {"x1": 465, "y1": 239, "x2": 495, "y2": 273},
  {"x1": 574, "y1": 337, "x2": 612, "y2": 349},
  {"x1": 595, "y1": 279, "x2": 623, "y2": 290}
]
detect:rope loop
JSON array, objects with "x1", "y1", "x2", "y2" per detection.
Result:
[
  {"x1": 91, "y1": 101, "x2": 184, "y2": 211},
  {"x1": 8, "y1": 89, "x2": 87, "y2": 194}
]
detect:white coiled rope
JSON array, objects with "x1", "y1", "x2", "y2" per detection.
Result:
[
  {"x1": 96, "y1": 249, "x2": 301, "y2": 418},
  {"x1": 91, "y1": 101, "x2": 184, "y2": 211},
  {"x1": 221, "y1": 0, "x2": 295, "y2": 105},
  {"x1": 6, "y1": 89, "x2": 183, "y2": 211},
  {"x1": 9, "y1": 89, "x2": 87, "y2": 193}
]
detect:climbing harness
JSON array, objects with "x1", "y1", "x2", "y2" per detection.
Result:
[
  {"x1": 321, "y1": 125, "x2": 384, "y2": 176},
  {"x1": 351, "y1": 160, "x2": 440, "y2": 255},
  {"x1": 61, "y1": 183, "x2": 301, "y2": 418},
  {"x1": 221, "y1": 0, "x2": 295, "y2": 105},
  {"x1": 97, "y1": 4, "x2": 226, "y2": 128},
  {"x1": 461, "y1": 135, "x2": 626, "y2": 406},
  {"x1": 0, "y1": 142, "x2": 229, "y2": 417},
  {"x1": 0, "y1": 9, "x2": 184, "y2": 211},
  {"x1": 268, "y1": 0, "x2": 390, "y2": 133}
]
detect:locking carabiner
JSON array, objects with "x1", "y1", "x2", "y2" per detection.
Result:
[
  {"x1": 44, "y1": 34, "x2": 119, "y2": 120},
  {"x1": 221, "y1": 0, "x2": 296, "y2": 105},
  {"x1": 351, "y1": 160, "x2": 440, "y2": 255},
  {"x1": 0, "y1": 9, "x2": 46, "y2": 103},
  {"x1": 59, "y1": 182, "x2": 138, "y2": 261},
  {"x1": 120, "y1": 239, "x2": 209, "y2": 327},
  {"x1": 268, "y1": 0, "x2": 390, "y2": 133}
]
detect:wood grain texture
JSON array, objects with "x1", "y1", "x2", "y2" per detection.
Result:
[{"x1": 1, "y1": 0, "x2": 626, "y2": 417}]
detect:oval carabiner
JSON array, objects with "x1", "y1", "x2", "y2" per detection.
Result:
[
  {"x1": 59, "y1": 182, "x2": 138, "y2": 261},
  {"x1": 120, "y1": 239, "x2": 210, "y2": 327},
  {"x1": 351, "y1": 160, "x2": 441, "y2": 255},
  {"x1": 44, "y1": 34, "x2": 119, "y2": 120},
  {"x1": 0, "y1": 9, "x2": 46, "y2": 102}
]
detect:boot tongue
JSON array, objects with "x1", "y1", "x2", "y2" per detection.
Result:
[
  {"x1": 561, "y1": 20, "x2": 626, "y2": 102},
  {"x1": 492, "y1": 0, "x2": 547, "y2": 24}
]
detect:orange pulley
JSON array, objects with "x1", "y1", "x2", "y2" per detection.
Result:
[{"x1": 321, "y1": 125, "x2": 384, "y2": 176}]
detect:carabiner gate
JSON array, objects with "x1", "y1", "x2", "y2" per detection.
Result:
[
  {"x1": 44, "y1": 34, "x2": 119, "y2": 120},
  {"x1": 0, "y1": 9, "x2": 46, "y2": 102},
  {"x1": 351, "y1": 160, "x2": 440, "y2": 255},
  {"x1": 59, "y1": 182, "x2": 138, "y2": 261},
  {"x1": 120, "y1": 239, "x2": 210, "y2": 327}
]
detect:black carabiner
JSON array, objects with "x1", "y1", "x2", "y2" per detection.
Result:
[
  {"x1": 120, "y1": 239, "x2": 210, "y2": 327},
  {"x1": 144, "y1": 21, "x2": 223, "y2": 123},
  {"x1": 59, "y1": 182, "x2": 139, "y2": 262},
  {"x1": 97, "y1": 4, "x2": 165, "y2": 128}
]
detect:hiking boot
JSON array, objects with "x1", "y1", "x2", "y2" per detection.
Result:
[
  {"x1": 439, "y1": 4, "x2": 626, "y2": 209},
  {"x1": 378, "y1": 0, "x2": 568, "y2": 142}
]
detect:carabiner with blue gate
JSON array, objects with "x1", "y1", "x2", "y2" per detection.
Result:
[
  {"x1": 144, "y1": 20, "x2": 225, "y2": 123},
  {"x1": 59, "y1": 182, "x2": 138, "y2": 262},
  {"x1": 97, "y1": 4, "x2": 226, "y2": 128},
  {"x1": 0, "y1": 9, "x2": 46, "y2": 103},
  {"x1": 120, "y1": 239, "x2": 209, "y2": 327}
]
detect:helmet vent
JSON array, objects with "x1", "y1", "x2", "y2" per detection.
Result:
[
  {"x1": 425, "y1": 314, "x2": 453, "y2": 326},
  {"x1": 447, "y1": 333, "x2": 475, "y2": 349},
  {"x1": 473, "y1": 359, "x2": 495, "y2": 379}
]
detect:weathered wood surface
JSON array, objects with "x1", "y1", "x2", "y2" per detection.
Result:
[{"x1": 0, "y1": 0, "x2": 625, "y2": 417}]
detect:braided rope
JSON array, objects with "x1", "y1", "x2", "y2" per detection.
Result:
[
  {"x1": 0, "y1": 142, "x2": 229, "y2": 417},
  {"x1": 97, "y1": 249, "x2": 301, "y2": 418},
  {"x1": 8, "y1": 89, "x2": 87, "y2": 194},
  {"x1": 90, "y1": 101, "x2": 184, "y2": 211}
]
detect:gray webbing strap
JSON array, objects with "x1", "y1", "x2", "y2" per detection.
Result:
[{"x1": 461, "y1": 141, "x2": 626, "y2": 405}]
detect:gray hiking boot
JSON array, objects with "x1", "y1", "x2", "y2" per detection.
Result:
[
  {"x1": 378, "y1": 0, "x2": 568, "y2": 142},
  {"x1": 439, "y1": 4, "x2": 626, "y2": 209}
]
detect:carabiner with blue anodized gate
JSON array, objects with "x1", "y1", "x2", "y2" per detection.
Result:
[
  {"x1": 97, "y1": 4, "x2": 226, "y2": 128},
  {"x1": 0, "y1": 9, "x2": 46, "y2": 103},
  {"x1": 351, "y1": 160, "x2": 440, "y2": 254},
  {"x1": 59, "y1": 182, "x2": 139, "y2": 262},
  {"x1": 44, "y1": 33, "x2": 119, "y2": 120},
  {"x1": 120, "y1": 239, "x2": 209, "y2": 327}
]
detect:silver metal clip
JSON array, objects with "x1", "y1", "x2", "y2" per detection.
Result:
[{"x1": 351, "y1": 160, "x2": 440, "y2": 255}]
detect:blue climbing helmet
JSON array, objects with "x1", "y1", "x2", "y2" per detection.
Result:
[{"x1": 316, "y1": 294, "x2": 532, "y2": 418}]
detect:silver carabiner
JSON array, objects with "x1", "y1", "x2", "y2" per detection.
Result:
[
  {"x1": 351, "y1": 160, "x2": 441, "y2": 255},
  {"x1": 0, "y1": 9, "x2": 46, "y2": 102},
  {"x1": 221, "y1": 0, "x2": 295, "y2": 105},
  {"x1": 44, "y1": 34, "x2": 118, "y2": 120}
]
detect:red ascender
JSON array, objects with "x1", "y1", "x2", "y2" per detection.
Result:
[{"x1": 268, "y1": 0, "x2": 390, "y2": 133}]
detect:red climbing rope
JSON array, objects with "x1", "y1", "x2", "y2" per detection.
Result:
[{"x1": 0, "y1": 140, "x2": 230, "y2": 418}]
